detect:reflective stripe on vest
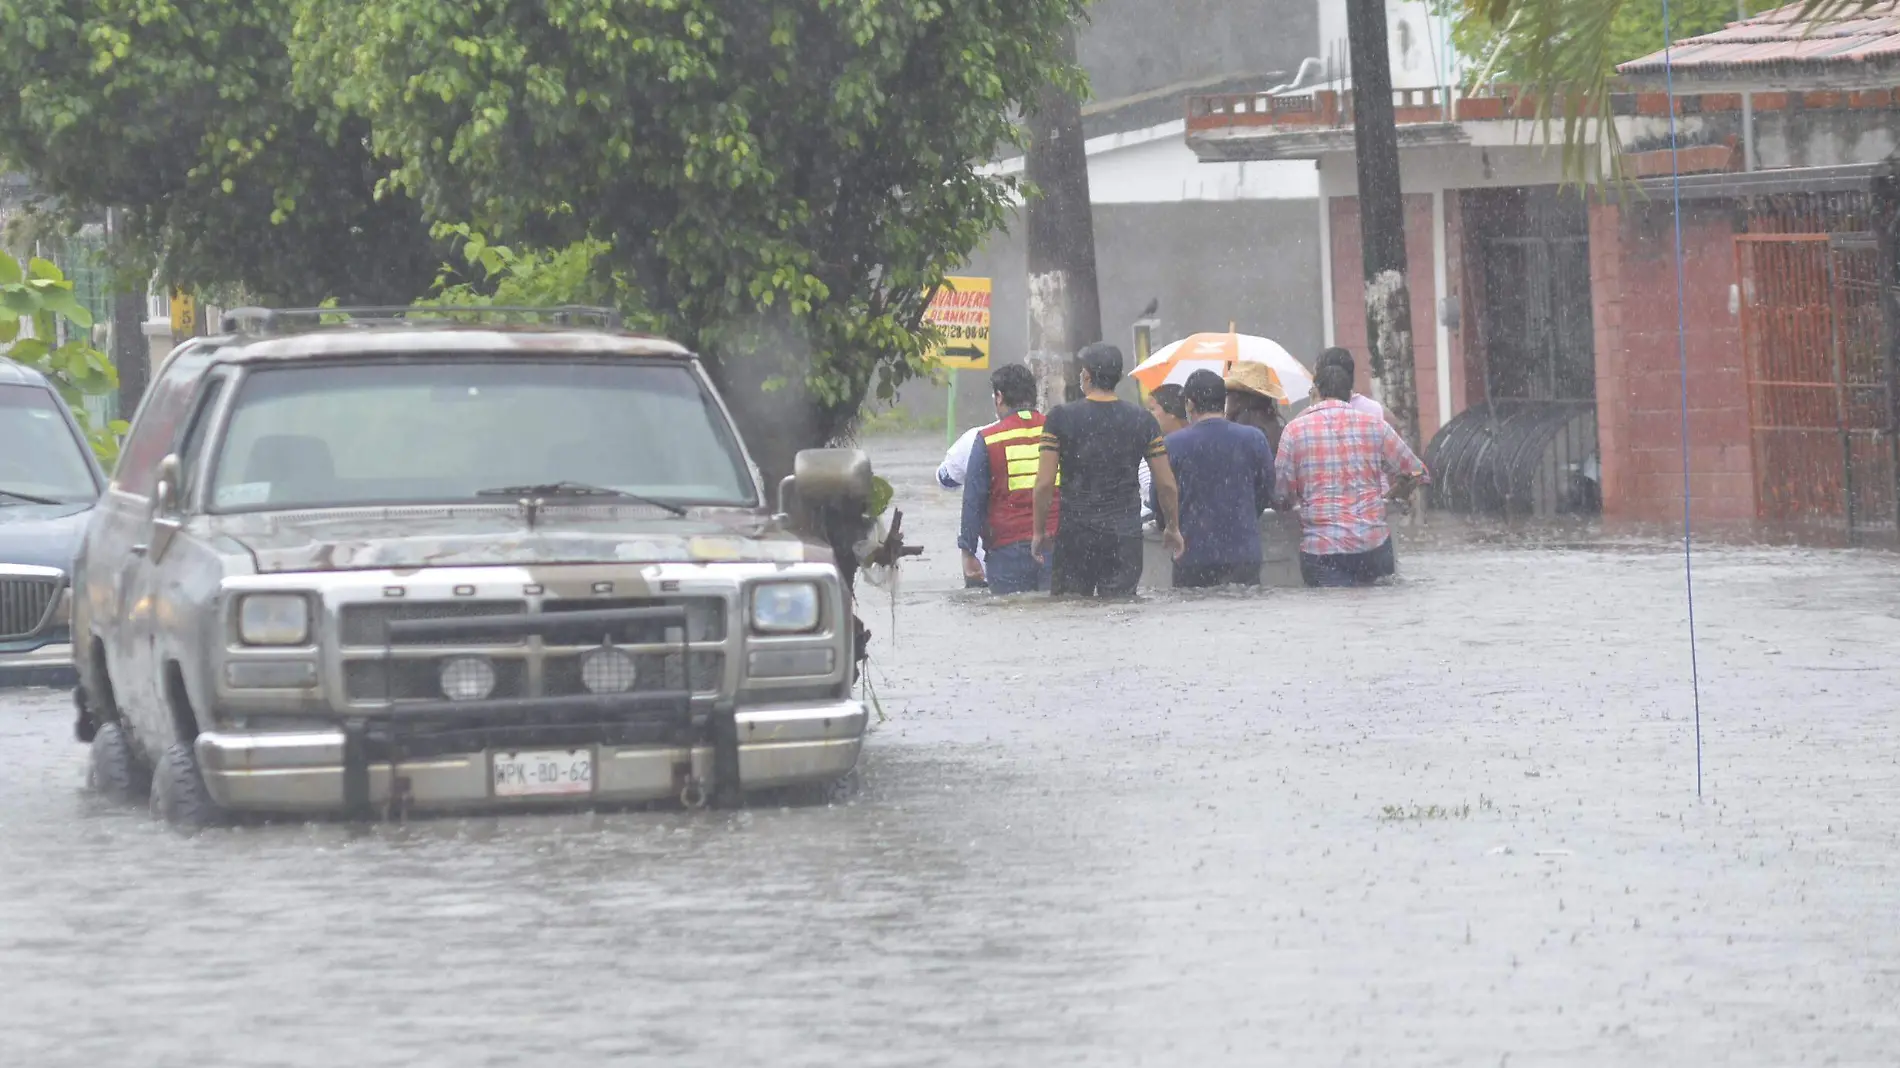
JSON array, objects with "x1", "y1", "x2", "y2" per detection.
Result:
[{"x1": 1004, "y1": 443, "x2": 1040, "y2": 490}]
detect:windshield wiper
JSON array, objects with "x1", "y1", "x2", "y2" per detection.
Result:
[
  {"x1": 0, "y1": 488, "x2": 60, "y2": 506},
  {"x1": 475, "y1": 481, "x2": 687, "y2": 517}
]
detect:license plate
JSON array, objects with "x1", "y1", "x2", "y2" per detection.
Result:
[{"x1": 492, "y1": 749, "x2": 595, "y2": 797}]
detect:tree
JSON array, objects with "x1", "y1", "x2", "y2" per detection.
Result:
[
  {"x1": 1024, "y1": 23, "x2": 1100, "y2": 409},
  {"x1": 292, "y1": 0, "x2": 1089, "y2": 481},
  {"x1": 1348, "y1": 0, "x2": 1423, "y2": 452},
  {"x1": 1446, "y1": 0, "x2": 1782, "y2": 88},
  {"x1": 0, "y1": 249, "x2": 126, "y2": 464},
  {"x1": 0, "y1": 0, "x2": 439, "y2": 307}
]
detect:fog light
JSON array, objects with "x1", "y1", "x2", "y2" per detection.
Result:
[
  {"x1": 439, "y1": 656, "x2": 496, "y2": 701},
  {"x1": 580, "y1": 647, "x2": 638, "y2": 694}
]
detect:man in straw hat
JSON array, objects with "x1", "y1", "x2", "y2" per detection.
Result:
[
  {"x1": 1275, "y1": 360, "x2": 1428, "y2": 587},
  {"x1": 1032, "y1": 343, "x2": 1183, "y2": 597},
  {"x1": 1223, "y1": 361, "x2": 1288, "y2": 454}
]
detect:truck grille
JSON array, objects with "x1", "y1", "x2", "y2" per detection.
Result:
[
  {"x1": 0, "y1": 576, "x2": 60, "y2": 641},
  {"x1": 344, "y1": 657, "x2": 530, "y2": 703},
  {"x1": 545, "y1": 650, "x2": 725, "y2": 697},
  {"x1": 341, "y1": 601, "x2": 528, "y2": 647},
  {"x1": 335, "y1": 596, "x2": 730, "y2": 705}
]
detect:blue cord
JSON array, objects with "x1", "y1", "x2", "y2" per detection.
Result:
[{"x1": 1661, "y1": 0, "x2": 1706, "y2": 798}]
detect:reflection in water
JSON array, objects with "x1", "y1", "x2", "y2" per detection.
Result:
[{"x1": 3, "y1": 438, "x2": 1899, "y2": 1066}]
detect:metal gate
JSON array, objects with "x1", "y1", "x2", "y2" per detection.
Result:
[
  {"x1": 1735, "y1": 233, "x2": 1899, "y2": 535},
  {"x1": 1480, "y1": 235, "x2": 1598, "y2": 404}
]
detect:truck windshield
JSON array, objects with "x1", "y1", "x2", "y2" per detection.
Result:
[
  {"x1": 0, "y1": 383, "x2": 98, "y2": 505},
  {"x1": 208, "y1": 360, "x2": 758, "y2": 512}
]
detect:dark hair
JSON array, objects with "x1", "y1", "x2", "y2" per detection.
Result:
[
  {"x1": 1148, "y1": 383, "x2": 1188, "y2": 422},
  {"x1": 1182, "y1": 369, "x2": 1227, "y2": 414},
  {"x1": 1314, "y1": 363, "x2": 1354, "y2": 402},
  {"x1": 1077, "y1": 342, "x2": 1124, "y2": 391},
  {"x1": 1317, "y1": 347, "x2": 1356, "y2": 378},
  {"x1": 990, "y1": 364, "x2": 1037, "y2": 410}
]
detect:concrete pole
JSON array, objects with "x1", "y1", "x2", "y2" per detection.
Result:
[
  {"x1": 1346, "y1": 0, "x2": 1423, "y2": 451},
  {"x1": 1024, "y1": 23, "x2": 1102, "y2": 410}
]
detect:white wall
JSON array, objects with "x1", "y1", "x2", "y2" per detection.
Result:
[
  {"x1": 1316, "y1": 0, "x2": 1460, "y2": 91},
  {"x1": 990, "y1": 122, "x2": 1319, "y2": 206}
]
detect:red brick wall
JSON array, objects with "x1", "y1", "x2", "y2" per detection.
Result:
[
  {"x1": 1329, "y1": 194, "x2": 1446, "y2": 442},
  {"x1": 1590, "y1": 200, "x2": 1755, "y2": 523}
]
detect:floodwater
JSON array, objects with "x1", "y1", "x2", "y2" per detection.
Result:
[{"x1": 4, "y1": 435, "x2": 1899, "y2": 1066}]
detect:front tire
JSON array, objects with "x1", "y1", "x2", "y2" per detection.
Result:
[
  {"x1": 87, "y1": 721, "x2": 150, "y2": 803},
  {"x1": 150, "y1": 742, "x2": 226, "y2": 828}
]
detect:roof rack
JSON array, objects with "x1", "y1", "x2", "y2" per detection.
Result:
[{"x1": 218, "y1": 305, "x2": 624, "y2": 336}]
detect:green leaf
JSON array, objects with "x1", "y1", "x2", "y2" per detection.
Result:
[
  {"x1": 37, "y1": 288, "x2": 93, "y2": 328},
  {"x1": 0, "y1": 253, "x2": 20, "y2": 286}
]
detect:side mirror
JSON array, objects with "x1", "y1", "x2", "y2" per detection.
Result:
[
  {"x1": 783, "y1": 448, "x2": 872, "y2": 533},
  {"x1": 793, "y1": 448, "x2": 872, "y2": 508},
  {"x1": 153, "y1": 454, "x2": 183, "y2": 515},
  {"x1": 149, "y1": 454, "x2": 184, "y2": 558}
]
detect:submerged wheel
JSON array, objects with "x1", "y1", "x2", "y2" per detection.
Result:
[
  {"x1": 150, "y1": 742, "x2": 226, "y2": 828},
  {"x1": 87, "y1": 721, "x2": 150, "y2": 803}
]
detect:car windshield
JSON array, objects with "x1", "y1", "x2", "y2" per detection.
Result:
[
  {"x1": 208, "y1": 359, "x2": 758, "y2": 512},
  {"x1": 0, "y1": 383, "x2": 99, "y2": 504}
]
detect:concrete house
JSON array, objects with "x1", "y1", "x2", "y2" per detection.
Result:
[
  {"x1": 911, "y1": 0, "x2": 1454, "y2": 429},
  {"x1": 1187, "y1": 0, "x2": 1900, "y2": 540}
]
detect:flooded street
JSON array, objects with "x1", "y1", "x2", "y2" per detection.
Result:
[{"x1": 4, "y1": 435, "x2": 1899, "y2": 1066}]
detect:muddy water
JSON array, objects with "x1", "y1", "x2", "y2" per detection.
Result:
[{"x1": 4, "y1": 435, "x2": 1899, "y2": 1066}]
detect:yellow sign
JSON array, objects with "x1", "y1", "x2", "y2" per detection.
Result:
[
  {"x1": 924, "y1": 276, "x2": 991, "y2": 371},
  {"x1": 169, "y1": 292, "x2": 197, "y2": 338}
]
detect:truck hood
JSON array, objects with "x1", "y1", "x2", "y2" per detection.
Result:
[
  {"x1": 0, "y1": 501, "x2": 93, "y2": 574},
  {"x1": 211, "y1": 507, "x2": 819, "y2": 574}
]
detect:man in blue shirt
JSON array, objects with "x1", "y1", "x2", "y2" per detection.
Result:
[{"x1": 1165, "y1": 369, "x2": 1276, "y2": 588}]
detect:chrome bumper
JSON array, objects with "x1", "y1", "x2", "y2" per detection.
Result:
[
  {"x1": 194, "y1": 701, "x2": 866, "y2": 814},
  {"x1": 0, "y1": 642, "x2": 75, "y2": 688}
]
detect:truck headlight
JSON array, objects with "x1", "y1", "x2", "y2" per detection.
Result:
[
  {"x1": 750, "y1": 582, "x2": 820, "y2": 634},
  {"x1": 238, "y1": 594, "x2": 312, "y2": 646}
]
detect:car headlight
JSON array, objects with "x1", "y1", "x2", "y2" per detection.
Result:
[
  {"x1": 750, "y1": 582, "x2": 821, "y2": 634},
  {"x1": 238, "y1": 594, "x2": 311, "y2": 646}
]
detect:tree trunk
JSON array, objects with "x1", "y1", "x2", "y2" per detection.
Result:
[
  {"x1": 1346, "y1": 0, "x2": 1423, "y2": 451},
  {"x1": 106, "y1": 209, "x2": 150, "y2": 419},
  {"x1": 1024, "y1": 23, "x2": 1101, "y2": 410},
  {"x1": 111, "y1": 290, "x2": 147, "y2": 418}
]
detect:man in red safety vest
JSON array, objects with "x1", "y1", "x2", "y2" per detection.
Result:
[{"x1": 957, "y1": 363, "x2": 1059, "y2": 594}]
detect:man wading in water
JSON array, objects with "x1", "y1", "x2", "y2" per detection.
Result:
[{"x1": 1032, "y1": 343, "x2": 1183, "y2": 597}]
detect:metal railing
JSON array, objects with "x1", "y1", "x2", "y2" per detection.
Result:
[{"x1": 1187, "y1": 86, "x2": 1456, "y2": 133}]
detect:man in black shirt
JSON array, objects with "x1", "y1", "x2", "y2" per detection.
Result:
[{"x1": 1031, "y1": 343, "x2": 1184, "y2": 597}]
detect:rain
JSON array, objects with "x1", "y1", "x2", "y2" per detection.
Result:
[{"x1": 3, "y1": 0, "x2": 1900, "y2": 1065}]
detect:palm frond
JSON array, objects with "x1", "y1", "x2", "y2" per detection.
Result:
[{"x1": 1461, "y1": 0, "x2": 1894, "y2": 186}]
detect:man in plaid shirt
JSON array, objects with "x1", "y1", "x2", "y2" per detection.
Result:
[{"x1": 1275, "y1": 355, "x2": 1427, "y2": 587}]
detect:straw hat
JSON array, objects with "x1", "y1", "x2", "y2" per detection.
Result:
[{"x1": 1224, "y1": 360, "x2": 1288, "y2": 404}]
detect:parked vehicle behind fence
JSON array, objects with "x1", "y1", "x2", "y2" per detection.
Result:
[
  {"x1": 72, "y1": 307, "x2": 874, "y2": 825},
  {"x1": 0, "y1": 357, "x2": 108, "y2": 688}
]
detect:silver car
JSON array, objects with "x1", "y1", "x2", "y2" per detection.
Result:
[{"x1": 73, "y1": 307, "x2": 873, "y2": 825}]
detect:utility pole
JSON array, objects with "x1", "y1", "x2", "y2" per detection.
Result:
[
  {"x1": 1024, "y1": 22, "x2": 1102, "y2": 409},
  {"x1": 1346, "y1": 0, "x2": 1422, "y2": 450}
]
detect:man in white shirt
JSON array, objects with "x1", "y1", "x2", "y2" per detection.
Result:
[
  {"x1": 1317, "y1": 347, "x2": 1387, "y2": 421},
  {"x1": 938, "y1": 422, "x2": 995, "y2": 490}
]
